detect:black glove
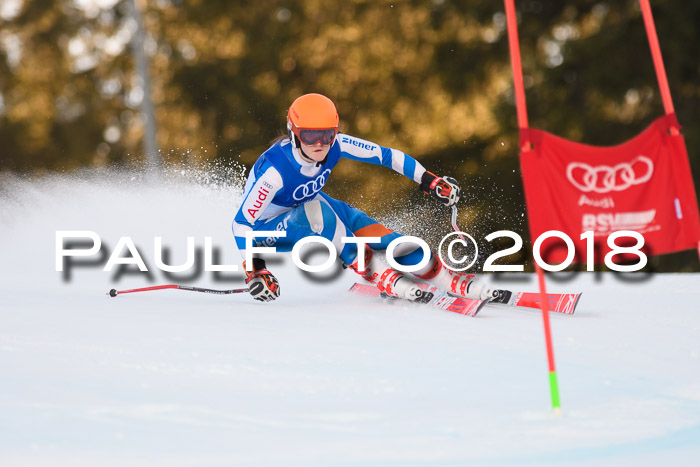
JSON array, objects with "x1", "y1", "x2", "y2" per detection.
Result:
[
  {"x1": 244, "y1": 258, "x2": 280, "y2": 302},
  {"x1": 419, "y1": 171, "x2": 461, "y2": 206}
]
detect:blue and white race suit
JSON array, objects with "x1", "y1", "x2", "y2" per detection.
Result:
[{"x1": 232, "y1": 133, "x2": 428, "y2": 266}]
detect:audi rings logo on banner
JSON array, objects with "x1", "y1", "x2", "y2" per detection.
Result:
[
  {"x1": 293, "y1": 169, "x2": 331, "y2": 200},
  {"x1": 566, "y1": 155, "x2": 654, "y2": 193}
]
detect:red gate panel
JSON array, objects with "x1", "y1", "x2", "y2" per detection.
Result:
[{"x1": 519, "y1": 114, "x2": 700, "y2": 263}]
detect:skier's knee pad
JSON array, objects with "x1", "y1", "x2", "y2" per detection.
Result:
[
  {"x1": 301, "y1": 200, "x2": 358, "y2": 264},
  {"x1": 302, "y1": 200, "x2": 336, "y2": 235}
]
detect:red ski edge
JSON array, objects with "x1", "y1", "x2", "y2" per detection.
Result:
[{"x1": 509, "y1": 291, "x2": 582, "y2": 315}]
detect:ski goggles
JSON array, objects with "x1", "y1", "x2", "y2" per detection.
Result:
[{"x1": 298, "y1": 128, "x2": 337, "y2": 146}]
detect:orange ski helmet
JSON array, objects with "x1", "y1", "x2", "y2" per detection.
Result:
[{"x1": 287, "y1": 93, "x2": 339, "y2": 147}]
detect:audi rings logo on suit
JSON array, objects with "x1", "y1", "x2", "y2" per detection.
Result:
[{"x1": 293, "y1": 169, "x2": 332, "y2": 201}]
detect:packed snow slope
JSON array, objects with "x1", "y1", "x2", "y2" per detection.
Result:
[{"x1": 1, "y1": 168, "x2": 699, "y2": 467}]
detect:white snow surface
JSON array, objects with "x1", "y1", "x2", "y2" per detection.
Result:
[{"x1": 1, "y1": 169, "x2": 700, "y2": 466}]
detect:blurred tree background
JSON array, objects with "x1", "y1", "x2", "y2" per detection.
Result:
[{"x1": 1, "y1": 0, "x2": 698, "y2": 270}]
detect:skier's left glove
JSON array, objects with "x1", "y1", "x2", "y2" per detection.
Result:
[
  {"x1": 420, "y1": 171, "x2": 461, "y2": 207},
  {"x1": 244, "y1": 258, "x2": 280, "y2": 302}
]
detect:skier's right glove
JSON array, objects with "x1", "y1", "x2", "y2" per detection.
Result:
[
  {"x1": 419, "y1": 171, "x2": 461, "y2": 207},
  {"x1": 244, "y1": 258, "x2": 280, "y2": 302}
]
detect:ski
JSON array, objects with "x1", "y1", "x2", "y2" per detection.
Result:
[
  {"x1": 348, "y1": 282, "x2": 492, "y2": 317},
  {"x1": 409, "y1": 280, "x2": 582, "y2": 315},
  {"x1": 349, "y1": 282, "x2": 582, "y2": 315},
  {"x1": 499, "y1": 290, "x2": 582, "y2": 315}
]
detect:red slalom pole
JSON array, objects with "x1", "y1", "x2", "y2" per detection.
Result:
[
  {"x1": 504, "y1": 0, "x2": 530, "y2": 140},
  {"x1": 504, "y1": 0, "x2": 561, "y2": 414},
  {"x1": 535, "y1": 265, "x2": 561, "y2": 415},
  {"x1": 639, "y1": 0, "x2": 675, "y2": 116},
  {"x1": 640, "y1": 0, "x2": 698, "y2": 259},
  {"x1": 108, "y1": 284, "x2": 248, "y2": 297}
]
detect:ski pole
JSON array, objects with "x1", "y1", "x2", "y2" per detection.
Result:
[
  {"x1": 451, "y1": 205, "x2": 467, "y2": 242},
  {"x1": 108, "y1": 284, "x2": 248, "y2": 297}
]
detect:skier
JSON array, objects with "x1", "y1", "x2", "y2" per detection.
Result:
[{"x1": 233, "y1": 93, "x2": 508, "y2": 303}]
